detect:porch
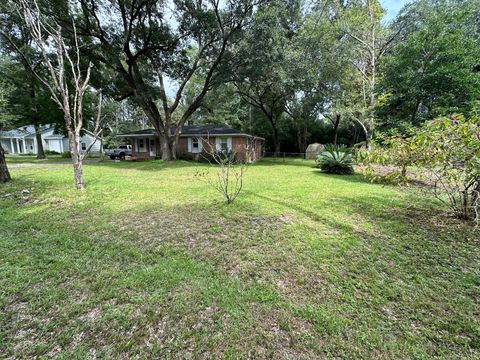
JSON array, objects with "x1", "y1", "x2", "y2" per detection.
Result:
[
  {"x1": 131, "y1": 136, "x2": 161, "y2": 159},
  {"x1": 0, "y1": 137, "x2": 36, "y2": 154}
]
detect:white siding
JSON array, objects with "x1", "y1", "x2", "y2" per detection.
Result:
[
  {"x1": 1, "y1": 127, "x2": 102, "y2": 155},
  {"x1": 62, "y1": 138, "x2": 70, "y2": 153},
  {"x1": 46, "y1": 139, "x2": 63, "y2": 153},
  {"x1": 41, "y1": 128, "x2": 55, "y2": 151},
  {"x1": 80, "y1": 133, "x2": 102, "y2": 154},
  {"x1": 25, "y1": 139, "x2": 35, "y2": 153}
]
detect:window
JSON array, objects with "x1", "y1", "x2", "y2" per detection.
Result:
[
  {"x1": 219, "y1": 137, "x2": 228, "y2": 152},
  {"x1": 81, "y1": 142, "x2": 87, "y2": 151},
  {"x1": 149, "y1": 139, "x2": 156, "y2": 155},
  {"x1": 192, "y1": 137, "x2": 199, "y2": 151},
  {"x1": 138, "y1": 138, "x2": 145, "y2": 152},
  {"x1": 189, "y1": 137, "x2": 202, "y2": 153}
]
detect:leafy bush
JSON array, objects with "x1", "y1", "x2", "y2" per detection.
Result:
[
  {"x1": 360, "y1": 115, "x2": 480, "y2": 224},
  {"x1": 316, "y1": 144, "x2": 355, "y2": 175},
  {"x1": 61, "y1": 151, "x2": 71, "y2": 158},
  {"x1": 45, "y1": 150, "x2": 60, "y2": 155}
]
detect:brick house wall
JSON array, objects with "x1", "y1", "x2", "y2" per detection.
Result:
[{"x1": 129, "y1": 135, "x2": 262, "y2": 162}]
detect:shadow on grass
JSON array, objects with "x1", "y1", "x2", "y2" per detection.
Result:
[
  {"x1": 245, "y1": 190, "x2": 354, "y2": 232},
  {"x1": 255, "y1": 158, "x2": 316, "y2": 168},
  {"x1": 2, "y1": 179, "x2": 478, "y2": 358},
  {"x1": 89, "y1": 159, "x2": 213, "y2": 171},
  {"x1": 310, "y1": 170, "x2": 371, "y2": 184}
]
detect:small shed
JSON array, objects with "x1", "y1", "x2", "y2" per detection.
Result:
[{"x1": 305, "y1": 143, "x2": 324, "y2": 160}]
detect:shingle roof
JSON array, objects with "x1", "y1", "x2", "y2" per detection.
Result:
[
  {"x1": 43, "y1": 135, "x2": 64, "y2": 139},
  {"x1": 118, "y1": 124, "x2": 263, "y2": 138},
  {"x1": 0, "y1": 124, "x2": 54, "y2": 138},
  {"x1": 118, "y1": 129, "x2": 157, "y2": 136},
  {"x1": 181, "y1": 124, "x2": 246, "y2": 136}
]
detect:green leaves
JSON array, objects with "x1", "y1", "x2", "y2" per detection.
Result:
[
  {"x1": 379, "y1": 0, "x2": 480, "y2": 126},
  {"x1": 316, "y1": 144, "x2": 355, "y2": 175},
  {"x1": 361, "y1": 114, "x2": 480, "y2": 223}
]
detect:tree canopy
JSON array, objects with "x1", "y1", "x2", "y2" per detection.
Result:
[{"x1": 0, "y1": 0, "x2": 478, "y2": 155}]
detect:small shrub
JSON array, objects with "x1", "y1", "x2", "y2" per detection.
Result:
[
  {"x1": 61, "y1": 151, "x2": 71, "y2": 158},
  {"x1": 360, "y1": 115, "x2": 480, "y2": 224},
  {"x1": 316, "y1": 144, "x2": 355, "y2": 175},
  {"x1": 45, "y1": 150, "x2": 60, "y2": 155},
  {"x1": 196, "y1": 147, "x2": 245, "y2": 204}
]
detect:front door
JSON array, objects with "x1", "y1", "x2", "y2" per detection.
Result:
[{"x1": 149, "y1": 139, "x2": 156, "y2": 157}]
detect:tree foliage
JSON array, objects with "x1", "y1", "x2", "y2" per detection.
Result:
[
  {"x1": 378, "y1": 0, "x2": 480, "y2": 129},
  {"x1": 67, "y1": 0, "x2": 260, "y2": 160},
  {"x1": 361, "y1": 115, "x2": 480, "y2": 223}
]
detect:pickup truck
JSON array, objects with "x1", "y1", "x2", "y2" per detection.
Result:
[{"x1": 105, "y1": 145, "x2": 132, "y2": 160}]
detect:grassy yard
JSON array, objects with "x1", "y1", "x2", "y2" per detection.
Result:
[{"x1": 1, "y1": 158, "x2": 478, "y2": 359}]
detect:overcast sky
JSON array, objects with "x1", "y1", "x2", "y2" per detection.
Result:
[{"x1": 381, "y1": 0, "x2": 411, "y2": 22}]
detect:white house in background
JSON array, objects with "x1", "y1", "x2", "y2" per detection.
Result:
[{"x1": 0, "y1": 124, "x2": 103, "y2": 155}]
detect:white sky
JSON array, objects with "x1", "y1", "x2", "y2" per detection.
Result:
[{"x1": 381, "y1": 0, "x2": 412, "y2": 22}]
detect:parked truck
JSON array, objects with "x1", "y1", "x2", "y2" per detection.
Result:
[{"x1": 104, "y1": 145, "x2": 132, "y2": 160}]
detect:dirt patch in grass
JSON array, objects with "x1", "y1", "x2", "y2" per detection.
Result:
[
  {"x1": 119, "y1": 206, "x2": 334, "y2": 305},
  {"x1": 2, "y1": 160, "x2": 478, "y2": 358}
]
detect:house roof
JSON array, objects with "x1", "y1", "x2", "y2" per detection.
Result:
[
  {"x1": 118, "y1": 124, "x2": 264, "y2": 139},
  {"x1": 0, "y1": 124, "x2": 54, "y2": 139},
  {"x1": 0, "y1": 124, "x2": 102, "y2": 140},
  {"x1": 43, "y1": 135, "x2": 64, "y2": 140}
]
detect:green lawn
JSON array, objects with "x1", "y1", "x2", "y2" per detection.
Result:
[{"x1": 1, "y1": 158, "x2": 478, "y2": 359}]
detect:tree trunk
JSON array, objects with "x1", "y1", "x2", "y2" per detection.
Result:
[
  {"x1": 333, "y1": 114, "x2": 340, "y2": 145},
  {"x1": 295, "y1": 122, "x2": 308, "y2": 153},
  {"x1": 295, "y1": 122, "x2": 302, "y2": 153},
  {"x1": 0, "y1": 143, "x2": 11, "y2": 183},
  {"x1": 355, "y1": 118, "x2": 370, "y2": 148},
  {"x1": 161, "y1": 133, "x2": 173, "y2": 161},
  {"x1": 410, "y1": 99, "x2": 421, "y2": 125},
  {"x1": 273, "y1": 135, "x2": 281, "y2": 156},
  {"x1": 272, "y1": 125, "x2": 281, "y2": 156},
  {"x1": 30, "y1": 81, "x2": 46, "y2": 159},
  {"x1": 171, "y1": 132, "x2": 180, "y2": 160},
  {"x1": 34, "y1": 123, "x2": 46, "y2": 159},
  {"x1": 302, "y1": 125, "x2": 308, "y2": 153},
  {"x1": 68, "y1": 132, "x2": 85, "y2": 190}
]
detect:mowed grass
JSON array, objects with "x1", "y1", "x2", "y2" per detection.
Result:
[{"x1": 0, "y1": 158, "x2": 478, "y2": 359}]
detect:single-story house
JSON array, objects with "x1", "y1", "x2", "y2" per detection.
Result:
[
  {"x1": 118, "y1": 124, "x2": 264, "y2": 162},
  {"x1": 0, "y1": 124, "x2": 103, "y2": 155}
]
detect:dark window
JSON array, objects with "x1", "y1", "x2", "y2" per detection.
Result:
[
  {"x1": 220, "y1": 137, "x2": 228, "y2": 151},
  {"x1": 192, "y1": 137, "x2": 199, "y2": 150},
  {"x1": 138, "y1": 139, "x2": 145, "y2": 151}
]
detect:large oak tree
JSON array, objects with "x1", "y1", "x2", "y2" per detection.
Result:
[{"x1": 66, "y1": 0, "x2": 260, "y2": 160}]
